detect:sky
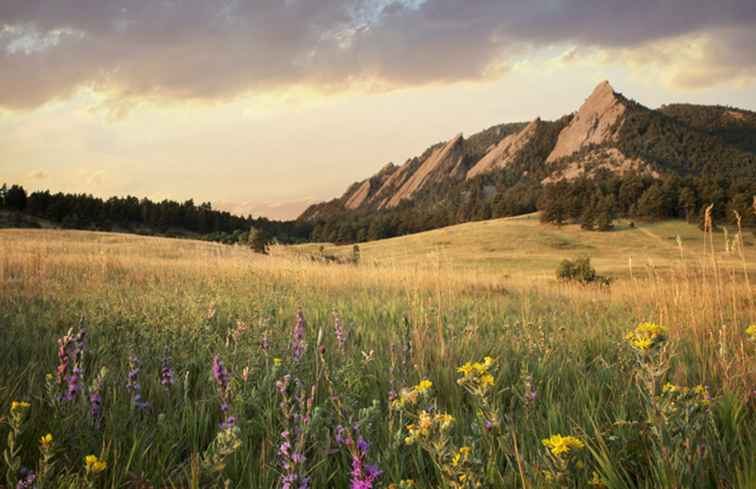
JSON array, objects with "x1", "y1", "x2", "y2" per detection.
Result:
[{"x1": 2, "y1": 1, "x2": 756, "y2": 219}]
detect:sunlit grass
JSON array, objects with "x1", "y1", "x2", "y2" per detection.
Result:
[{"x1": 0, "y1": 225, "x2": 754, "y2": 488}]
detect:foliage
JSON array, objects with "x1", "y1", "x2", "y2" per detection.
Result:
[
  {"x1": 556, "y1": 257, "x2": 610, "y2": 285},
  {"x1": 0, "y1": 182, "x2": 312, "y2": 244}
]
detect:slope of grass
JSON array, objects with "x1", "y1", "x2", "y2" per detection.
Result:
[
  {"x1": 0, "y1": 227, "x2": 754, "y2": 489},
  {"x1": 285, "y1": 214, "x2": 756, "y2": 279}
]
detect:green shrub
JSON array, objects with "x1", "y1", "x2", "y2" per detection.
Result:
[{"x1": 556, "y1": 257, "x2": 610, "y2": 285}]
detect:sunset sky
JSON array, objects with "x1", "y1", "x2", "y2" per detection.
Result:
[{"x1": 2, "y1": 1, "x2": 756, "y2": 219}]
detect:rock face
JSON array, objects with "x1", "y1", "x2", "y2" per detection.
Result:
[
  {"x1": 343, "y1": 163, "x2": 398, "y2": 210},
  {"x1": 546, "y1": 81, "x2": 626, "y2": 163},
  {"x1": 542, "y1": 148, "x2": 660, "y2": 184},
  {"x1": 382, "y1": 133, "x2": 465, "y2": 208},
  {"x1": 466, "y1": 119, "x2": 542, "y2": 179}
]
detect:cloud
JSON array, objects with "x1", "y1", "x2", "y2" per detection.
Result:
[{"x1": 1, "y1": 0, "x2": 754, "y2": 110}]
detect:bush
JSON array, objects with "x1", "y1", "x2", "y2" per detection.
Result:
[{"x1": 556, "y1": 257, "x2": 610, "y2": 285}]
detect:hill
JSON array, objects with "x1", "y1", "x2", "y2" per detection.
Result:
[
  {"x1": 300, "y1": 81, "x2": 756, "y2": 244},
  {"x1": 284, "y1": 214, "x2": 756, "y2": 278}
]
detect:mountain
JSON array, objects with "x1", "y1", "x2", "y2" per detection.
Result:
[{"x1": 300, "y1": 81, "x2": 756, "y2": 225}]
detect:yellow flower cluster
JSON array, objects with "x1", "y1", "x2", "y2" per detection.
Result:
[
  {"x1": 624, "y1": 322, "x2": 667, "y2": 351},
  {"x1": 415, "y1": 379, "x2": 433, "y2": 394},
  {"x1": 404, "y1": 410, "x2": 454, "y2": 445},
  {"x1": 746, "y1": 324, "x2": 756, "y2": 341},
  {"x1": 662, "y1": 383, "x2": 711, "y2": 406},
  {"x1": 84, "y1": 454, "x2": 108, "y2": 474},
  {"x1": 542, "y1": 434, "x2": 585, "y2": 456},
  {"x1": 451, "y1": 446, "x2": 472, "y2": 467},
  {"x1": 391, "y1": 379, "x2": 433, "y2": 409},
  {"x1": 10, "y1": 400, "x2": 31, "y2": 413},
  {"x1": 39, "y1": 433, "x2": 54, "y2": 449},
  {"x1": 457, "y1": 357, "x2": 495, "y2": 392}
]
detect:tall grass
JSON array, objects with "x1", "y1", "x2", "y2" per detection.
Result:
[{"x1": 0, "y1": 226, "x2": 754, "y2": 488}]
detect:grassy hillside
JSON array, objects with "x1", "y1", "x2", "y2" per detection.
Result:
[
  {"x1": 285, "y1": 213, "x2": 756, "y2": 279},
  {"x1": 0, "y1": 227, "x2": 754, "y2": 488}
]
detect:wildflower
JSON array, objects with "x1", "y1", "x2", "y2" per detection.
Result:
[
  {"x1": 746, "y1": 324, "x2": 756, "y2": 341},
  {"x1": 15, "y1": 467, "x2": 37, "y2": 489},
  {"x1": 290, "y1": 310, "x2": 307, "y2": 362},
  {"x1": 451, "y1": 446, "x2": 471, "y2": 467},
  {"x1": 273, "y1": 357, "x2": 283, "y2": 367},
  {"x1": 542, "y1": 434, "x2": 585, "y2": 457},
  {"x1": 404, "y1": 411, "x2": 454, "y2": 445},
  {"x1": 39, "y1": 433, "x2": 53, "y2": 449},
  {"x1": 212, "y1": 355, "x2": 235, "y2": 429},
  {"x1": 350, "y1": 435, "x2": 382, "y2": 489},
  {"x1": 83, "y1": 454, "x2": 107, "y2": 474},
  {"x1": 10, "y1": 401, "x2": 31, "y2": 413},
  {"x1": 126, "y1": 355, "x2": 148, "y2": 411},
  {"x1": 333, "y1": 312, "x2": 347, "y2": 352},
  {"x1": 457, "y1": 357, "x2": 496, "y2": 394},
  {"x1": 55, "y1": 328, "x2": 86, "y2": 402},
  {"x1": 160, "y1": 356, "x2": 175, "y2": 387},
  {"x1": 415, "y1": 379, "x2": 432, "y2": 394},
  {"x1": 625, "y1": 322, "x2": 667, "y2": 352}
]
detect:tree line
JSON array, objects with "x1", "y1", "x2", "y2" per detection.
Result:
[
  {"x1": 0, "y1": 184, "x2": 312, "y2": 245},
  {"x1": 308, "y1": 171, "x2": 755, "y2": 244}
]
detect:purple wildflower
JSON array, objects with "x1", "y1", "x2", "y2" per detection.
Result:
[
  {"x1": 160, "y1": 356, "x2": 175, "y2": 387},
  {"x1": 127, "y1": 355, "x2": 148, "y2": 411},
  {"x1": 333, "y1": 313, "x2": 347, "y2": 352},
  {"x1": 89, "y1": 390, "x2": 102, "y2": 424},
  {"x1": 336, "y1": 425, "x2": 381, "y2": 489},
  {"x1": 212, "y1": 355, "x2": 235, "y2": 429},
  {"x1": 55, "y1": 327, "x2": 86, "y2": 401},
  {"x1": 16, "y1": 467, "x2": 37, "y2": 489},
  {"x1": 350, "y1": 443, "x2": 381, "y2": 489},
  {"x1": 277, "y1": 377, "x2": 314, "y2": 489},
  {"x1": 290, "y1": 310, "x2": 307, "y2": 362},
  {"x1": 335, "y1": 425, "x2": 348, "y2": 446},
  {"x1": 212, "y1": 356, "x2": 229, "y2": 393},
  {"x1": 63, "y1": 366, "x2": 82, "y2": 401}
]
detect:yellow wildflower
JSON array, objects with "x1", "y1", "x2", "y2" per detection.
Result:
[
  {"x1": 10, "y1": 401, "x2": 31, "y2": 413},
  {"x1": 481, "y1": 373, "x2": 495, "y2": 386},
  {"x1": 84, "y1": 454, "x2": 107, "y2": 474},
  {"x1": 436, "y1": 413, "x2": 454, "y2": 430},
  {"x1": 457, "y1": 362, "x2": 475, "y2": 376},
  {"x1": 631, "y1": 336, "x2": 653, "y2": 350},
  {"x1": 415, "y1": 379, "x2": 433, "y2": 394},
  {"x1": 459, "y1": 446, "x2": 471, "y2": 457},
  {"x1": 418, "y1": 411, "x2": 433, "y2": 432},
  {"x1": 542, "y1": 434, "x2": 585, "y2": 456},
  {"x1": 39, "y1": 433, "x2": 53, "y2": 448},
  {"x1": 451, "y1": 452, "x2": 461, "y2": 467},
  {"x1": 273, "y1": 358, "x2": 282, "y2": 366},
  {"x1": 745, "y1": 324, "x2": 756, "y2": 340},
  {"x1": 625, "y1": 322, "x2": 667, "y2": 351}
]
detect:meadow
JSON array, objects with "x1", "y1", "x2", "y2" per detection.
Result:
[{"x1": 0, "y1": 217, "x2": 754, "y2": 488}]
